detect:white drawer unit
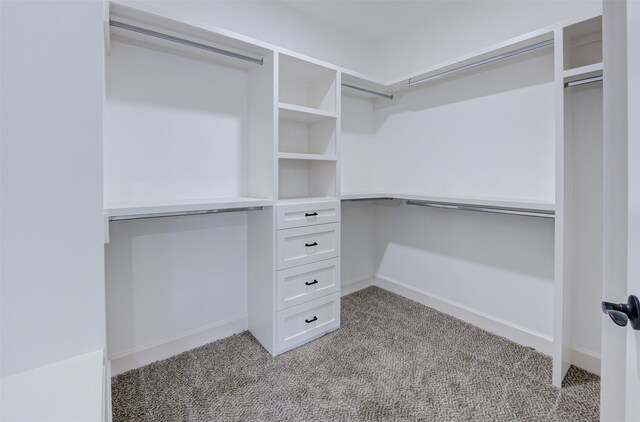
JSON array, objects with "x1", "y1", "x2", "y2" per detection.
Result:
[
  {"x1": 276, "y1": 223, "x2": 340, "y2": 270},
  {"x1": 277, "y1": 258, "x2": 340, "y2": 310},
  {"x1": 276, "y1": 200, "x2": 340, "y2": 229},
  {"x1": 276, "y1": 292, "x2": 340, "y2": 353}
]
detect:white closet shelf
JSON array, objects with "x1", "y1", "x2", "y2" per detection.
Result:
[
  {"x1": 279, "y1": 103, "x2": 338, "y2": 123},
  {"x1": 563, "y1": 62, "x2": 603, "y2": 80},
  {"x1": 278, "y1": 152, "x2": 337, "y2": 161},
  {"x1": 340, "y1": 192, "x2": 555, "y2": 212},
  {"x1": 387, "y1": 33, "x2": 554, "y2": 90},
  {"x1": 105, "y1": 197, "x2": 274, "y2": 219}
]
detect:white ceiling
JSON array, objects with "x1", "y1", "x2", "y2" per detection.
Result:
[{"x1": 279, "y1": 0, "x2": 450, "y2": 41}]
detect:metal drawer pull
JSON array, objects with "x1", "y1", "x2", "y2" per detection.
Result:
[
  {"x1": 305, "y1": 212, "x2": 318, "y2": 217},
  {"x1": 305, "y1": 242, "x2": 318, "y2": 247},
  {"x1": 305, "y1": 279, "x2": 319, "y2": 286},
  {"x1": 305, "y1": 316, "x2": 318, "y2": 323}
]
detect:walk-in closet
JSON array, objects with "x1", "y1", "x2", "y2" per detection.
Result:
[{"x1": 3, "y1": 1, "x2": 639, "y2": 421}]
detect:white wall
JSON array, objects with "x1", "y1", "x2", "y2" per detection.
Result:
[
  {"x1": 374, "y1": 49, "x2": 555, "y2": 201},
  {"x1": 341, "y1": 201, "x2": 376, "y2": 284},
  {"x1": 374, "y1": 203, "x2": 555, "y2": 336},
  {"x1": 0, "y1": 0, "x2": 106, "y2": 378},
  {"x1": 120, "y1": 0, "x2": 375, "y2": 76},
  {"x1": 374, "y1": 0, "x2": 602, "y2": 80},
  {"x1": 341, "y1": 95, "x2": 377, "y2": 194},
  {"x1": 106, "y1": 213, "x2": 248, "y2": 359}
]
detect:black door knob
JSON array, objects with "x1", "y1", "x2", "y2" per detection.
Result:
[{"x1": 602, "y1": 295, "x2": 640, "y2": 330}]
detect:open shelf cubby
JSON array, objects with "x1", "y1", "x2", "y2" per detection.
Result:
[
  {"x1": 279, "y1": 108, "x2": 336, "y2": 156},
  {"x1": 278, "y1": 159, "x2": 336, "y2": 200},
  {"x1": 563, "y1": 16, "x2": 602, "y2": 71},
  {"x1": 279, "y1": 53, "x2": 337, "y2": 112}
]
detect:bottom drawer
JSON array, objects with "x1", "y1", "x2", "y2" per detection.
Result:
[{"x1": 276, "y1": 293, "x2": 340, "y2": 353}]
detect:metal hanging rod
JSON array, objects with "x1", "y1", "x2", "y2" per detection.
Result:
[
  {"x1": 341, "y1": 197, "x2": 394, "y2": 202},
  {"x1": 564, "y1": 75, "x2": 603, "y2": 88},
  {"x1": 109, "y1": 206, "x2": 263, "y2": 222},
  {"x1": 407, "y1": 38, "x2": 554, "y2": 88},
  {"x1": 406, "y1": 200, "x2": 555, "y2": 219},
  {"x1": 109, "y1": 19, "x2": 264, "y2": 65},
  {"x1": 341, "y1": 83, "x2": 394, "y2": 100}
]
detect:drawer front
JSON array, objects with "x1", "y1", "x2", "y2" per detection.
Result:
[
  {"x1": 276, "y1": 223, "x2": 340, "y2": 270},
  {"x1": 276, "y1": 293, "x2": 340, "y2": 353},
  {"x1": 277, "y1": 201, "x2": 340, "y2": 229},
  {"x1": 277, "y1": 258, "x2": 340, "y2": 310}
]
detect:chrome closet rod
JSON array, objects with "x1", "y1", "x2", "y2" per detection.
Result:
[
  {"x1": 407, "y1": 38, "x2": 554, "y2": 88},
  {"x1": 405, "y1": 200, "x2": 555, "y2": 219},
  {"x1": 564, "y1": 75, "x2": 603, "y2": 88},
  {"x1": 341, "y1": 83, "x2": 394, "y2": 100},
  {"x1": 109, "y1": 19, "x2": 264, "y2": 65},
  {"x1": 109, "y1": 206, "x2": 264, "y2": 222},
  {"x1": 341, "y1": 197, "x2": 395, "y2": 202}
]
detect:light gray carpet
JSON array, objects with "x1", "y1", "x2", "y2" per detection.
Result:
[{"x1": 112, "y1": 287, "x2": 600, "y2": 421}]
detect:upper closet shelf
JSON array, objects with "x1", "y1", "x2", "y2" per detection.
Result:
[
  {"x1": 279, "y1": 103, "x2": 338, "y2": 123},
  {"x1": 106, "y1": 197, "x2": 274, "y2": 221},
  {"x1": 387, "y1": 30, "x2": 554, "y2": 91},
  {"x1": 341, "y1": 71, "x2": 394, "y2": 100},
  {"x1": 341, "y1": 192, "x2": 555, "y2": 214}
]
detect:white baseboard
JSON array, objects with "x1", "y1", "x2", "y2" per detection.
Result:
[
  {"x1": 109, "y1": 316, "x2": 247, "y2": 376},
  {"x1": 342, "y1": 275, "x2": 375, "y2": 296},
  {"x1": 373, "y1": 274, "x2": 553, "y2": 355},
  {"x1": 372, "y1": 275, "x2": 601, "y2": 373},
  {"x1": 571, "y1": 345, "x2": 601, "y2": 375},
  {"x1": 107, "y1": 279, "x2": 602, "y2": 379}
]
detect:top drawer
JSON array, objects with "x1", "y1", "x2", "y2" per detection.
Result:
[{"x1": 277, "y1": 200, "x2": 340, "y2": 229}]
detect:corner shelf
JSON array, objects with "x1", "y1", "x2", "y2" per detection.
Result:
[{"x1": 340, "y1": 192, "x2": 555, "y2": 214}]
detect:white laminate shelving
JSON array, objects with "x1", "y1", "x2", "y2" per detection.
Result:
[
  {"x1": 279, "y1": 160, "x2": 337, "y2": 200},
  {"x1": 563, "y1": 16, "x2": 602, "y2": 72},
  {"x1": 105, "y1": 197, "x2": 274, "y2": 219},
  {"x1": 101, "y1": 1, "x2": 605, "y2": 396},
  {"x1": 386, "y1": 29, "x2": 554, "y2": 91},
  {"x1": 104, "y1": 5, "x2": 276, "y2": 211},
  {"x1": 277, "y1": 53, "x2": 339, "y2": 201},
  {"x1": 553, "y1": 15, "x2": 603, "y2": 387},
  {"x1": 279, "y1": 107, "x2": 336, "y2": 156},
  {"x1": 340, "y1": 192, "x2": 555, "y2": 213},
  {"x1": 279, "y1": 53, "x2": 337, "y2": 112},
  {"x1": 278, "y1": 153, "x2": 337, "y2": 161},
  {"x1": 563, "y1": 62, "x2": 603, "y2": 84},
  {"x1": 279, "y1": 103, "x2": 338, "y2": 123}
]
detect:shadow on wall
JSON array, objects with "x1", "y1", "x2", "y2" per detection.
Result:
[{"x1": 104, "y1": 38, "x2": 249, "y2": 203}]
